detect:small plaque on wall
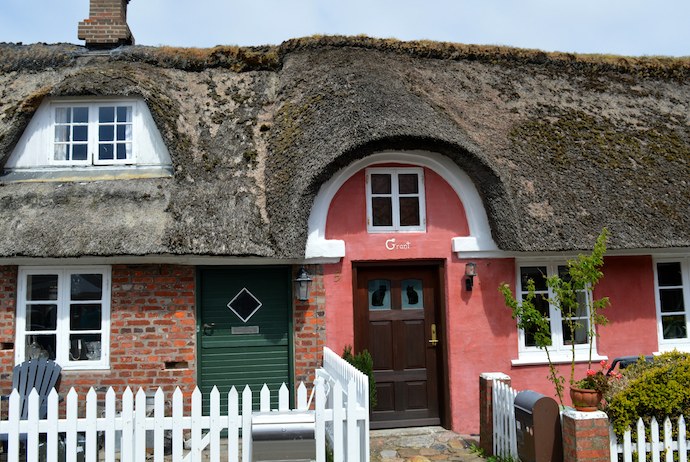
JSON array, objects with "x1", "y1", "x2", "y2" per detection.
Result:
[{"x1": 231, "y1": 326, "x2": 259, "y2": 335}]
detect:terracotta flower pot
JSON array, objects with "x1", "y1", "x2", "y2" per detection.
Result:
[{"x1": 570, "y1": 386, "x2": 602, "y2": 412}]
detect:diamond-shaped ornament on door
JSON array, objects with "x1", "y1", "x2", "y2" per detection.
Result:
[{"x1": 227, "y1": 288, "x2": 263, "y2": 323}]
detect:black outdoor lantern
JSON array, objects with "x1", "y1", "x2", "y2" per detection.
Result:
[
  {"x1": 294, "y1": 266, "x2": 312, "y2": 301},
  {"x1": 465, "y1": 262, "x2": 477, "y2": 291}
]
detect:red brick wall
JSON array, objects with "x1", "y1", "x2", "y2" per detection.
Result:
[
  {"x1": 0, "y1": 266, "x2": 17, "y2": 389},
  {"x1": 293, "y1": 264, "x2": 326, "y2": 387},
  {"x1": 562, "y1": 410, "x2": 611, "y2": 462},
  {"x1": 0, "y1": 264, "x2": 197, "y2": 402}
]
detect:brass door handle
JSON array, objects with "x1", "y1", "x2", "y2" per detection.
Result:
[{"x1": 429, "y1": 323, "x2": 438, "y2": 346}]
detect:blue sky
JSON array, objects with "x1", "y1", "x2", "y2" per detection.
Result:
[{"x1": 1, "y1": 0, "x2": 689, "y2": 57}]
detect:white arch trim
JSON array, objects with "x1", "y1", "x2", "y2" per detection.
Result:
[{"x1": 304, "y1": 150, "x2": 499, "y2": 261}]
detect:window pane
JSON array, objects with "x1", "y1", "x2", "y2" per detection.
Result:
[
  {"x1": 27, "y1": 274, "x2": 58, "y2": 300},
  {"x1": 534, "y1": 294, "x2": 550, "y2": 317},
  {"x1": 662, "y1": 315, "x2": 687, "y2": 339},
  {"x1": 55, "y1": 125, "x2": 69, "y2": 142},
  {"x1": 73, "y1": 107, "x2": 88, "y2": 123},
  {"x1": 116, "y1": 125, "x2": 127, "y2": 141},
  {"x1": 563, "y1": 319, "x2": 589, "y2": 345},
  {"x1": 70, "y1": 304, "x2": 102, "y2": 330},
  {"x1": 73, "y1": 125, "x2": 88, "y2": 142},
  {"x1": 99, "y1": 125, "x2": 114, "y2": 141},
  {"x1": 99, "y1": 144, "x2": 114, "y2": 160},
  {"x1": 99, "y1": 106, "x2": 115, "y2": 123},
  {"x1": 55, "y1": 107, "x2": 70, "y2": 124},
  {"x1": 658, "y1": 262, "x2": 683, "y2": 286},
  {"x1": 401, "y1": 279, "x2": 423, "y2": 309},
  {"x1": 25, "y1": 335, "x2": 56, "y2": 360},
  {"x1": 398, "y1": 174, "x2": 419, "y2": 194},
  {"x1": 399, "y1": 197, "x2": 420, "y2": 226},
  {"x1": 71, "y1": 274, "x2": 103, "y2": 301},
  {"x1": 69, "y1": 334, "x2": 102, "y2": 361},
  {"x1": 73, "y1": 144, "x2": 88, "y2": 160},
  {"x1": 116, "y1": 106, "x2": 132, "y2": 122},
  {"x1": 558, "y1": 265, "x2": 572, "y2": 283},
  {"x1": 520, "y1": 267, "x2": 547, "y2": 291},
  {"x1": 116, "y1": 143, "x2": 128, "y2": 160},
  {"x1": 371, "y1": 174, "x2": 391, "y2": 194},
  {"x1": 54, "y1": 144, "x2": 67, "y2": 161},
  {"x1": 368, "y1": 280, "x2": 391, "y2": 310},
  {"x1": 660, "y1": 288, "x2": 684, "y2": 313},
  {"x1": 372, "y1": 197, "x2": 392, "y2": 226},
  {"x1": 26, "y1": 304, "x2": 57, "y2": 331}
]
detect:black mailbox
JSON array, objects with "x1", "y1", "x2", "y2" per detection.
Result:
[{"x1": 514, "y1": 390, "x2": 562, "y2": 462}]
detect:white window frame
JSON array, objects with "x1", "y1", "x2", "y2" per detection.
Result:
[
  {"x1": 15, "y1": 266, "x2": 111, "y2": 370},
  {"x1": 511, "y1": 260, "x2": 607, "y2": 366},
  {"x1": 365, "y1": 167, "x2": 426, "y2": 233},
  {"x1": 50, "y1": 100, "x2": 139, "y2": 167},
  {"x1": 654, "y1": 257, "x2": 690, "y2": 353}
]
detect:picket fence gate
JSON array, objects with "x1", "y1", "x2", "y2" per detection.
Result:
[
  {"x1": 0, "y1": 347, "x2": 370, "y2": 462},
  {"x1": 492, "y1": 379, "x2": 518, "y2": 460},
  {"x1": 610, "y1": 415, "x2": 690, "y2": 462}
]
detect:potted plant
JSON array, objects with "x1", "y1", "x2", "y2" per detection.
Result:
[
  {"x1": 500, "y1": 228, "x2": 610, "y2": 408},
  {"x1": 570, "y1": 360, "x2": 621, "y2": 411}
]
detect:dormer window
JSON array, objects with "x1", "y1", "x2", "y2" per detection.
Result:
[
  {"x1": 366, "y1": 167, "x2": 426, "y2": 232},
  {"x1": 53, "y1": 103, "x2": 134, "y2": 165},
  {"x1": 2, "y1": 97, "x2": 173, "y2": 182}
]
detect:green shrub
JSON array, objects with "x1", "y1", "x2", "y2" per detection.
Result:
[
  {"x1": 342, "y1": 345, "x2": 377, "y2": 409},
  {"x1": 606, "y1": 352, "x2": 690, "y2": 436}
]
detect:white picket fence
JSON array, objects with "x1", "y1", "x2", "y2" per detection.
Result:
[
  {"x1": 610, "y1": 415, "x2": 690, "y2": 462},
  {"x1": 0, "y1": 348, "x2": 370, "y2": 462},
  {"x1": 492, "y1": 379, "x2": 518, "y2": 459},
  {"x1": 319, "y1": 347, "x2": 370, "y2": 462}
]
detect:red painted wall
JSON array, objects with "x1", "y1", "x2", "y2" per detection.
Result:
[{"x1": 322, "y1": 165, "x2": 662, "y2": 434}]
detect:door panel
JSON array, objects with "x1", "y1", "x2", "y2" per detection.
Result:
[
  {"x1": 355, "y1": 265, "x2": 442, "y2": 429},
  {"x1": 198, "y1": 267, "x2": 291, "y2": 413}
]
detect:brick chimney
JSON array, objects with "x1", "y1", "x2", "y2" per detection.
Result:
[{"x1": 78, "y1": 0, "x2": 134, "y2": 49}]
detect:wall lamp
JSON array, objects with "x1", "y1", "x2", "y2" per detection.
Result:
[
  {"x1": 294, "y1": 266, "x2": 313, "y2": 301},
  {"x1": 465, "y1": 262, "x2": 477, "y2": 291}
]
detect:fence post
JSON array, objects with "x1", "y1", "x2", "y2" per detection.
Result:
[
  {"x1": 479, "y1": 372, "x2": 511, "y2": 456},
  {"x1": 561, "y1": 409, "x2": 610, "y2": 462}
]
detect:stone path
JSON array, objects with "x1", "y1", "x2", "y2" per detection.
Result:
[{"x1": 370, "y1": 426, "x2": 484, "y2": 462}]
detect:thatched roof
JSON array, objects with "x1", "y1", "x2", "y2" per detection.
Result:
[{"x1": 1, "y1": 37, "x2": 689, "y2": 259}]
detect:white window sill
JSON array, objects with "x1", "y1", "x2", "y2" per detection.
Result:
[
  {"x1": 511, "y1": 351, "x2": 608, "y2": 367},
  {"x1": 656, "y1": 343, "x2": 690, "y2": 354}
]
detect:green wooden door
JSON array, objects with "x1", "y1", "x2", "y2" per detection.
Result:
[{"x1": 198, "y1": 267, "x2": 292, "y2": 412}]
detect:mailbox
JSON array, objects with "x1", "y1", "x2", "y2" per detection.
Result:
[
  {"x1": 514, "y1": 390, "x2": 562, "y2": 462},
  {"x1": 251, "y1": 411, "x2": 316, "y2": 462}
]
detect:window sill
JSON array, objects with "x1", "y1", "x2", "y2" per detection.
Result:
[
  {"x1": 511, "y1": 352, "x2": 608, "y2": 367},
  {"x1": 656, "y1": 343, "x2": 690, "y2": 354},
  {"x1": 1, "y1": 165, "x2": 173, "y2": 183}
]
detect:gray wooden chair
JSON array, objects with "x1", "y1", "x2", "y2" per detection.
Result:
[{"x1": 0, "y1": 358, "x2": 62, "y2": 450}]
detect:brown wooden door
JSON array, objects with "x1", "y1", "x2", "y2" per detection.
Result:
[{"x1": 355, "y1": 265, "x2": 442, "y2": 429}]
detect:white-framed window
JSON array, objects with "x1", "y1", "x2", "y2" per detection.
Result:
[
  {"x1": 365, "y1": 167, "x2": 426, "y2": 232},
  {"x1": 654, "y1": 258, "x2": 690, "y2": 352},
  {"x1": 15, "y1": 266, "x2": 111, "y2": 370},
  {"x1": 52, "y1": 101, "x2": 135, "y2": 166},
  {"x1": 512, "y1": 261, "x2": 606, "y2": 365}
]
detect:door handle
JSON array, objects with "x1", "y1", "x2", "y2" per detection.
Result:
[
  {"x1": 429, "y1": 323, "x2": 438, "y2": 346},
  {"x1": 203, "y1": 323, "x2": 216, "y2": 336}
]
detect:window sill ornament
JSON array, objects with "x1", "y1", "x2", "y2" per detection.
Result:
[
  {"x1": 295, "y1": 266, "x2": 312, "y2": 301},
  {"x1": 465, "y1": 262, "x2": 477, "y2": 291}
]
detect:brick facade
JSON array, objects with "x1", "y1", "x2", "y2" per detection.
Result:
[
  {"x1": 78, "y1": 0, "x2": 134, "y2": 48},
  {"x1": 0, "y1": 264, "x2": 197, "y2": 401},
  {"x1": 293, "y1": 265, "x2": 326, "y2": 387},
  {"x1": 0, "y1": 266, "x2": 17, "y2": 390},
  {"x1": 0, "y1": 263, "x2": 324, "y2": 406}
]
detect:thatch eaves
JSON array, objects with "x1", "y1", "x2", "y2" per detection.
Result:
[{"x1": 0, "y1": 37, "x2": 688, "y2": 259}]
